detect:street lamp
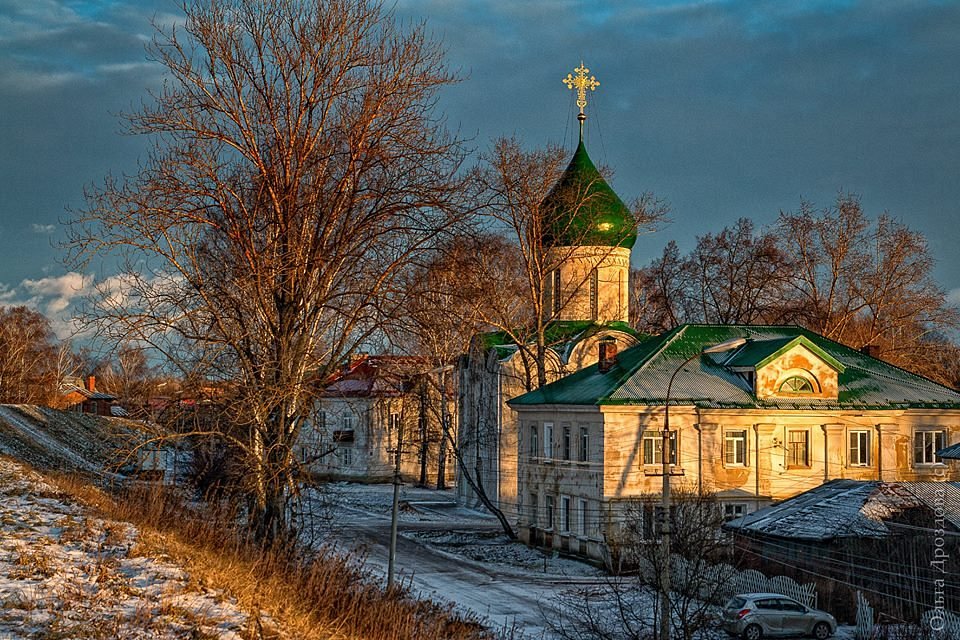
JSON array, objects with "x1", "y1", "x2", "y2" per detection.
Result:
[{"x1": 659, "y1": 336, "x2": 746, "y2": 640}]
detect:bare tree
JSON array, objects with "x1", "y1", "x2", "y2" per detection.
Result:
[
  {"x1": 550, "y1": 488, "x2": 736, "y2": 640},
  {"x1": 633, "y1": 195, "x2": 958, "y2": 385},
  {"x1": 66, "y1": 0, "x2": 467, "y2": 544},
  {"x1": 471, "y1": 137, "x2": 665, "y2": 390},
  {"x1": 92, "y1": 343, "x2": 159, "y2": 418},
  {"x1": 0, "y1": 306, "x2": 60, "y2": 405},
  {"x1": 777, "y1": 195, "x2": 958, "y2": 380}
]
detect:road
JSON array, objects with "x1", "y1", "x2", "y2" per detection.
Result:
[{"x1": 318, "y1": 487, "x2": 601, "y2": 638}]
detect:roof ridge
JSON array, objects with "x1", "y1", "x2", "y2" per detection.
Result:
[{"x1": 599, "y1": 326, "x2": 684, "y2": 403}]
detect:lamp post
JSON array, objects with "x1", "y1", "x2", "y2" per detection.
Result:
[{"x1": 658, "y1": 336, "x2": 746, "y2": 640}]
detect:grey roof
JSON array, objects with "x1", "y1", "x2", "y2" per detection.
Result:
[
  {"x1": 723, "y1": 480, "x2": 960, "y2": 541},
  {"x1": 61, "y1": 384, "x2": 116, "y2": 401},
  {"x1": 938, "y1": 442, "x2": 960, "y2": 460},
  {"x1": 511, "y1": 324, "x2": 960, "y2": 410}
]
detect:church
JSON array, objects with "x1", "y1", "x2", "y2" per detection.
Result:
[{"x1": 456, "y1": 64, "x2": 960, "y2": 562}]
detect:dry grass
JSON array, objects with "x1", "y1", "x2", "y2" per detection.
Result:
[{"x1": 45, "y1": 474, "x2": 496, "y2": 640}]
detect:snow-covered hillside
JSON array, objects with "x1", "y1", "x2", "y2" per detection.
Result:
[
  {"x1": 0, "y1": 405, "x2": 136, "y2": 474},
  {"x1": 0, "y1": 456, "x2": 259, "y2": 638}
]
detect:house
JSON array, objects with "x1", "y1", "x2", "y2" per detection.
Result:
[
  {"x1": 61, "y1": 375, "x2": 118, "y2": 417},
  {"x1": 508, "y1": 323, "x2": 960, "y2": 562},
  {"x1": 301, "y1": 355, "x2": 455, "y2": 486},
  {"x1": 723, "y1": 479, "x2": 960, "y2": 620},
  {"x1": 456, "y1": 77, "x2": 642, "y2": 517}
]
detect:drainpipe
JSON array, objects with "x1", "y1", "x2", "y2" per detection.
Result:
[{"x1": 695, "y1": 422, "x2": 703, "y2": 496}]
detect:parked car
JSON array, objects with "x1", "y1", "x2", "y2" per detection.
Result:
[{"x1": 722, "y1": 593, "x2": 836, "y2": 640}]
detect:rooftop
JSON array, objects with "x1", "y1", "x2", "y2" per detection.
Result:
[{"x1": 510, "y1": 324, "x2": 960, "y2": 410}]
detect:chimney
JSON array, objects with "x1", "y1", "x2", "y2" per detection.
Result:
[
  {"x1": 598, "y1": 338, "x2": 617, "y2": 373},
  {"x1": 86, "y1": 375, "x2": 96, "y2": 392},
  {"x1": 860, "y1": 344, "x2": 881, "y2": 359}
]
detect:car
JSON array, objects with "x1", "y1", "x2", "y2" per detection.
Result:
[{"x1": 721, "y1": 592, "x2": 836, "y2": 640}]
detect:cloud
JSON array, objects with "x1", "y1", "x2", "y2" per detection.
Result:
[
  {"x1": 948, "y1": 288, "x2": 960, "y2": 308},
  {"x1": 30, "y1": 223, "x2": 56, "y2": 234}
]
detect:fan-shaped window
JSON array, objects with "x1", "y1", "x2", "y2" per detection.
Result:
[{"x1": 779, "y1": 376, "x2": 814, "y2": 394}]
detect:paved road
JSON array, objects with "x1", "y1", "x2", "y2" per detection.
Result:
[{"x1": 325, "y1": 498, "x2": 597, "y2": 639}]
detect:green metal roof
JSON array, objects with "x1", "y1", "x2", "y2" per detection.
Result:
[
  {"x1": 540, "y1": 141, "x2": 636, "y2": 249},
  {"x1": 509, "y1": 324, "x2": 960, "y2": 410},
  {"x1": 724, "y1": 334, "x2": 845, "y2": 373},
  {"x1": 474, "y1": 321, "x2": 642, "y2": 364}
]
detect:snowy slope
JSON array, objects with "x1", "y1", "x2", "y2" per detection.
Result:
[
  {"x1": 0, "y1": 405, "x2": 136, "y2": 475},
  {"x1": 0, "y1": 457, "x2": 258, "y2": 638}
]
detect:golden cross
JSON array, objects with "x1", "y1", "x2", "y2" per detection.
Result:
[{"x1": 563, "y1": 62, "x2": 600, "y2": 116}]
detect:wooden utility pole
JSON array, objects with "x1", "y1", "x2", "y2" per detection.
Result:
[{"x1": 387, "y1": 410, "x2": 405, "y2": 588}]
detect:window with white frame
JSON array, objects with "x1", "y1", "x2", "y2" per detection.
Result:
[
  {"x1": 579, "y1": 426, "x2": 589, "y2": 462},
  {"x1": 339, "y1": 446, "x2": 353, "y2": 467},
  {"x1": 642, "y1": 431, "x2": 677, "y2": 466},
  {"x1": 529, "y1": 425, "x2": 539, "y2": 459},
  {"x1": 342, "y1": 413, "x2": 355, "y2": 430},
  {"x1": 545, "y1": 495, "x2": 555, "y2": 530},
  {"x1": 543, "y1": 422, "x2": 554, "y2": 459},
  {"x1": 578, "y1": 498, "x2": 588, "y2": 536},
  {"x1": 914, "y1": 430, "x2": 947, "y2": 465},
  {"x1": 560, "y1": 496, "x2": 571, "y2": 532},
  {"x1": 724, "y1": 430, "x2": 748, "y2": 466},
  {"x1": 316, "y1": 409, "x2": 327, "y2": 431},
  {"x1": 723, "y1": 503, "x2": 747, "y2": 521},
  {"x1": 849, "y1": 430, "x2": 871, "y2": 466},
  {"x1": 562, "y1": 426, "x2": 571, "y2": 460}
]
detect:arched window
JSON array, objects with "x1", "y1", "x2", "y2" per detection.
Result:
[{"x1": 779, "y1": 376, "x2": 814, "y2": 394}]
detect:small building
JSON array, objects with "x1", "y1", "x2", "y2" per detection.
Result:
[
  {"x1": 61, "y1": 375, "x2": 118, "y2": 417},
  {"x1": 724, "y1": 479, "x2": 960, "y2": 620},
  {"x1": 300, "y1": 355, "x2": 455, "y2": 486},
  {"x1": 508, "y1": 323, "x2": 960, "y2": 562}
]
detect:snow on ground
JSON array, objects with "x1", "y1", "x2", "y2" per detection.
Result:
[{"x1": 0, "y1": 457, "x2": 257, "y2": 639}]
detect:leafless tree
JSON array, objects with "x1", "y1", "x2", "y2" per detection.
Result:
[
  {"x1": 633, "y1": 195, "x2": 958, "y2": 385},
  {"x1": 471, "y1": 137, "x2": 665, "y2": 391},
  {"x1": 777, "y1": 194, "x2": 958, "y2": 381},
  {"x1": 549, "y1": 488, "x2": 735, "y2": 640},
  {"x1": 92, "y1": 343, "x2": 159, "y2": 418},
  {"x1": 0, "y1": 306, "x2": 60, "y2": 405},
  {"x1": 66, "y1": 0, "x2": 467, "y2": 544}
]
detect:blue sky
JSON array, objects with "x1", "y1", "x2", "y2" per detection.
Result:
[{"x1": 1, "y1": 0, "x2": 959, "y2": 336}]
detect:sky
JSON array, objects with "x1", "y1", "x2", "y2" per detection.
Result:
[{"x1": 1, "y1": 0, "x2": 959, "y2": 337}]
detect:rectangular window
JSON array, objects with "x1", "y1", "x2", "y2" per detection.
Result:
[
  {"x1": 343, "y1": 413, "x2": 355, "y2": 430},
  {"x1": 339, "y1": 446, "x2": 353, "y2": 467},
  {"x1": 529, "y1": 492, "x2": 538, "y2": 526},
  {"x1": 562, "y1": 426, "x2": 571, "y2": 460},
  {"x1": 642, "y1": 431, "x2": 677, "y2": 466},
  {"x1": 914, "y1": 430, "x2": 947, "y2": 465},
  {"x1": 590, "y1": 268, "x2": 599, "y2": 320},
  {"x1": 560, "y1": 496, "x2": 571, "y2": 532},
  {"x1": 552, "y1": 270, "x2": 561, "y2": 315},
  {"x1": 579, "y1": 426, "x2": 589, "y2": 463},
  {"x1": 545, "y1": 495, "x2": 555, "y2": 530},
  {"x1": 849, "y1": 430, "x2": 871, "y2": 466},
  {"x1": 787, "y1": 430, "x2": 810, "y2": 468},
  {"x1": 724, "y1": 430, "x2": 747, "y2": 466},
  {"x1": 544, "y1": 423, "x2": 554, "y2": 459},
  {"x1": 578, "y1": 498, "x2": 588, "y2": 535},
  {"x1": 316, "y1": 410, "x2": 327, "y2": 431},
  {"x1": 529, "y1": 425, "x2": 539, "y2": 459},
  {"x1": 723, "y1": 503, "x2": 747, "y2": 521}
]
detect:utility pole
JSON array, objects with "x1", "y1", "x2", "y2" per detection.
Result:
[
  {"x1": 655, "y1": 336, "x2": 746, "y2": 640},
  {"x1": 387, "y1": 409, "x2": 404, "y2": 589}
]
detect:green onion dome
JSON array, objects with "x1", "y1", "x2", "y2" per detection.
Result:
[{"x1": 540, "y1": 140, "x2": 636, "y2": 249}]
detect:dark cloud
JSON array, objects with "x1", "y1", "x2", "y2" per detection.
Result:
[{"x1": 1, "y1": 0, "x2": 958, "y2": 312}]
